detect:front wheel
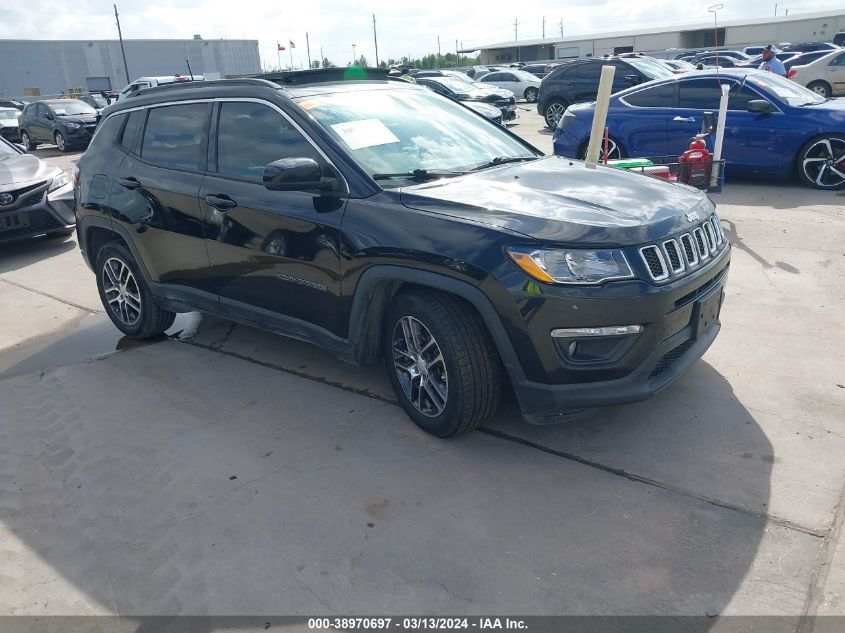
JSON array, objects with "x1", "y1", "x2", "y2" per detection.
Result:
[
  {"x1": 54, "y1": 131, "x2": 69, "y2": 153},
  {"x1": 579, "y1": 136, "x2": 625, "y2": 162},
  {"x1": 95, "y1": 242, "x2": 176, "y2": 338},
  {"x1": 524, "y1": 87, "x2": 539, "y2": 103},
  {"x1": 543, "y1": 99, "x2": 568, "y2": 128},
  {"x1": 798, "y1": 134, "x2": 845, "y2": 189},
  {"x1": 383, "y1": 291, "x2": 501, "y2": 437}
]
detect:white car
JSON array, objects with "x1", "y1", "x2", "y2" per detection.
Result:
[
  {"x1": 787, "y1": 49, "x2": 845, "y2": 97},
  {"x1": 475, "y1": 69, "x2": 542, "y2": 102},
  {"x1": 117, "y1": 75, "x2": 206, "y2": 101}
]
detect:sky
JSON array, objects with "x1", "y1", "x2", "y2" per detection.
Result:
[{"x1": 1, "y1": 0, "x2": 843, "y2": 69}]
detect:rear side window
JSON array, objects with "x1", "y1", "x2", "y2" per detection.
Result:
[
  {"x1": 624, "y1": 83, "x2": 675, "y2": 107},
  {"x1": 119, "y1": 110, "x2": 145, "y2": 153},
  {"x1": 88, "y1": 113, "x2": 125, "y2": 151},
  {"x1": 215, "y1": 102, "x2": 321, "y2": 181},
  {"x1": 678, "y1": 79, "x2": 725, "y2": 110},
  {"x1": 141, "y1": 104, "x2": 208, "y2": 170},
  {"x1": 577, "y1": 63, "x2": 602, "y2": 81}
]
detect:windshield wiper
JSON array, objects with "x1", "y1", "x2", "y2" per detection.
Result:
[
  {"x1": 371, "y1": 169, "x2": 467, "y2": 181},
  {"x1": 467, "y1": 155, "x2": 538, "y2": 172}
]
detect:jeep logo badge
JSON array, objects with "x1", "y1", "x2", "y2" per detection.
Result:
[
  {"x1": 685, "y1": 211, "x2": 700, "y2": 223},
  {"x1": 0, "y1": 193, "x2": 13, "y2": 206}
]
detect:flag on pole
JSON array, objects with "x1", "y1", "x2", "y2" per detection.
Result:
[
  {"x1": 289, "y1": 40, "x2": 296, "y2": 48},
  {"x1": 277, "y1": 42, "x2": 286, "y2": 51}
]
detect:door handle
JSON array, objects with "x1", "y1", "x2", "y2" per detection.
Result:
[
  {"x1": 672, "y1": 116, "x2": 696, "y2": 122},
  {"x1": 118, "y1": 176, "x2": 141, "y2": 190},
  {"x1": 204, "y1": 194, "x2": 237, "y2": 211}
]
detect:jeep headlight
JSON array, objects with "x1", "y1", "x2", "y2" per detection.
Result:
[
  {"x1": 508, "y1": 247, "x2": 634, "y2": 285},
  {"x1": 48, "y1": 172, "x2": 70, "y2": 192}
]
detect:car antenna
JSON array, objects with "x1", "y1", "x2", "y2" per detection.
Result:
[{"x1": 185, "y1": 59, "x2": 195, "y2": 81}]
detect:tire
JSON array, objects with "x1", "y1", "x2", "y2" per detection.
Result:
[
  {"x1": 54, "y1": 131, "x2": 69, "y2": 153},
  {"x1": 543, "y1": 99, "x2": 568, "y2": 128},
  {"x1": 383, "y1": 291, "x2": 501, "y2": 437},
  {"x1": 20, "y1": 130, "x2": 37, "y2": 151},
  {"x1": 797, "y1": 133, "x2": 845, "y2": 190},
  {"x1": 578, "y1": 136, "x2": 626, "y2": 162},
  {"x1": 95, "y1": 241, "x2": 176, "y2": 338},
  {"x1": 806, "y1": 81, "x2": 832, "y2": 98},
  {"x1": 524, "y1": 87, "x2": 539, "y2": 103}
]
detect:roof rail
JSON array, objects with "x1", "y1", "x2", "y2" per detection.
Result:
[
  {"x1": 256, "y1": 67, "x2": 402, "y2": 85},
  {"x1": 132, "y1": 77, "x2": 279, "y2": 98}
]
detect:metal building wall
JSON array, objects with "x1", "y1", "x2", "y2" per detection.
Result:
[{"x1": 0, "y1": 39, "x2": 261, "y2": 99}]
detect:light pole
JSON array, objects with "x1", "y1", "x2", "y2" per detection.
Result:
[
  {"x1": 352, "y1": 43, "x2": 357, "y2": 66},
  {"x1": 708, "y1": 4, "x2": 724, "y2": 69}
]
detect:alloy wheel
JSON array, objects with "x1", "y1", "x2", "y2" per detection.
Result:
[
  {"x1": 102, "y1": 257, "x2": 142, "y2": 326},
  {"x1": 55, "y1": 132, "x2": 66, "y2": 152},
  {"x1": 801, "y1": 137, "x2": 845, "y2": 189},
  {"x1": 580, "y1": 137, "x2": 622, "y2": 161},
  {"x1": 21, "y1": 132, "x2": 30, "y2": 149},
  {"x1": 810, "y1": 83, "x2": 830, "y2": 97},
  {"x1": 545, "y1": 102, "x2": 566, "y2": 127},
  {"x1": 392, "y1": 316, "x2": 449, "y2": 418},
  {"x1": 526, "y1": 88, "x2": 538, "y2": 103}
]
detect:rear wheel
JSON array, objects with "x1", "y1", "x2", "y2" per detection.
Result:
[
  {"x1": 806, "y1": 81, "x2": 832, "y2": 98},
  {"x1": 798, "y1": 134, "x2": 845, "y2": 189},
  {"x1": 524, "y1": 87, "x2": 539, "y2": 103},
  {"x1": 95, "y1": 242, "x2": 176, "y2": 338},
  {"x1": 543, "y1": 99, "x2": 568, "y2": 128},
  {"x1": 20, "y1": 130, "x2": 37, "y2": 151},
  {"x1": 383, "y1": 291, "x2": 501, "y2": 437}
]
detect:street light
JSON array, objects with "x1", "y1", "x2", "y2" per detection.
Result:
[
  {"x1": 352, "y1": 43, "x2": 357, "y2": 66},
  {"x1": 708, "y1": 4, "x2": 724, "y2": 68}
]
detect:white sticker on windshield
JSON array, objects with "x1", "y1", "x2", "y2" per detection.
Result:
[{"x1": 330, "y1": 119, "x2": 399, "y2": 151}]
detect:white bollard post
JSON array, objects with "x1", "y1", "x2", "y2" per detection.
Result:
[
  {"x1": 710, "y1": 83, "x2": 730, "y2": 188},
  {"x1": 584, "y1": 65, "x2": 616, "y2": 169}
]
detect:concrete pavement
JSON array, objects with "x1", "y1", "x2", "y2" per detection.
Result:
[{"x1": 0, "y1": 113, "x2": 843, "y2": 619}]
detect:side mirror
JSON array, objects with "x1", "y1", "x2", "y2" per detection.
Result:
[
  {"x1": 746, "y1": 99, "x2": 774, "y2": 114},
  {"x1": 263, "y1": 157, "x2": 324, "y2": 192},
  {"x1": 624, "y1": 74, "x2": 642, "y2": 84}
]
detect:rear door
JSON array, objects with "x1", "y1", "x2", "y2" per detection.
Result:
[
  {"x1": 108, "y1": 102, "x2": 214, "y2": 298},
  {"x1": 825, "y1": 52, "x2": 845, "y2": 94},
  {"x1": 616, "y1": 81, "x2": 675, "y2": 156},
  {"x1": 199, "y1": 100, "x2": 347, "y2": 336},
  {"x1": 32, "y1": 104, "x2": 51, "y2": 141}
]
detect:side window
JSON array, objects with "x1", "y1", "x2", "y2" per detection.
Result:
[
  {"x1": 727, "y1": 83, "x2": 761, "y2": 110},
  {"x1": 215, "y1": 102, "x2": 321, "y2": 181},
  {"x1": 36, "y1": 104, "x2": 47, "y2": 118},
  {"x1": 577, "y1": 63, "x2": 602, "y2": 81},
  {"x1": 499, "y1": 73, "x2": 516, "y2": 82},
  {"x1": 678, "y1": 79, "x2": 725, "y2": 110},
  {"x1": 830, "y1": 53, "x2": 845, "y2": 67},
  {"x1": 484, "y1": 73, "x2": 504, "y2": 81},
  {"x1": 87, "y1": 113, "x2": 125, "y2": 151},
  {"x1": 119, "y1": 110, "x2": 145, "y2": 153},
  {"x1": 624, "y1": 83, "x2": 675, "y2": 108},
  {"x1": 141, "y1": 103, "x2": 208, "y2": 170},
  {"x1": 551, "y1": 64, "x2": 577, "y2": 80}
]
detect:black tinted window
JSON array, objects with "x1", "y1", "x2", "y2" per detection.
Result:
[
  {"x1": 550, "y1": 64, "x2": 578, "y2": 80},
  {"x1": 484, "y1": 72, "x2": 505, "y2": 81},
  {"x1": 678, "y1": 79, "x2": 725, "y2": 109},
  {"x1": 120, "y1": 110, "x2": 145, "y2": 153},
  {"x1": 215, "y1": 102, "x2": 320, "y2": 180},
  {"x1": 141, "y1": 104, "x2": 208, "y2": 169},
  {"x1": 624, "y1": 82, "x2": 675, "y2": 107},
  {"x1": 727, "y1": 84, "x2": 761, "y2": 110},
  {"x1": 577, "y1": 63, "x2": 602, "y2": 81},
  {"x1": 88, "y1": 113, "x2": 124, "y2": 151}
]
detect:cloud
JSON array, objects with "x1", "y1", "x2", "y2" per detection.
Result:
[{"x1": 1, "y1": 0, "x2": 842, "y2": 70}]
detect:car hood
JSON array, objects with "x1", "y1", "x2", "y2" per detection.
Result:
[
  {"x1": 399, "y1": 156, "x2": 713, "y2": 245},
  {"x1": 0, "y1": 153, "x2": 60, "y2": 189},
  {"x1": 57, "y1": 114, "x2": 97, "y2": 124}
]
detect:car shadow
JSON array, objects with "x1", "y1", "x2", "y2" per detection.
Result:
[
  {"x1": 711, "y1": 175, "x2": 845, "y2": 208},
  {"x1": 0, "y1": 233, "x2": 77, "y2": 274},
  {"x1": 0, "y1": 318, "x2": 774, "y2": 622}
]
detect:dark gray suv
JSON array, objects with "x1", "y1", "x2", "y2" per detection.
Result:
[{"x1": 19, "y1": 99, "x2": 98, "y2": 152}]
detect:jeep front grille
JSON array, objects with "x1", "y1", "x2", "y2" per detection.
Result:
[{"x1": 638, "y1": 214, "x2": 728, "y2": 283}]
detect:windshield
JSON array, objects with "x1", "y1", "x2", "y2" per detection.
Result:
[
  {"x1": 301, "y1": 89, "x2": 537, "y2": 184},
  {"x1": 626, "y1": 58, "x2": 675, "y2": 80},
  {"x1": 89, "y1": 96, "x2": 108, "y2": 107},
  {"x1": 0, "y1": 108, "x2": 19, "y2": 119},
  {"x1": 746, "y1": 73, "x2": 826, "y2": 105},
  {"x1": 669, "y1": 59, "x2": 697, "y2": 70},
  {"x1": 47, "y1": 100, "x2": 97, "y2": 115}
]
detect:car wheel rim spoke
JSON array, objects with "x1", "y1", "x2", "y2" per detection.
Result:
[
  {"x1": 102, "y1": 257, "x2": 142, "y2": 326},
  {"x1": 392, "y1": 316, "x2": 448, "y2": 418}
]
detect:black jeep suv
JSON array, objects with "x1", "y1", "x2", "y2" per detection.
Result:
[
  {"x1": 538, "y1": 57, "x2": 674, "y2": 128},
  {"x1": 74, "y1": 68, "x2": 730, "y2": 437}
]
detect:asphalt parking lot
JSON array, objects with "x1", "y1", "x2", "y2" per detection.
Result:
[{"x1": 1, "y1": 108, "x2": 844, "y2": 620}]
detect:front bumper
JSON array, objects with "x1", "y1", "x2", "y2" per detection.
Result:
[
  {"x1": 499, "y1": 244, "x2": 730, "y2": 424},
  {"x1": 501, "y1": 106, "x2": 518, "y2": 121},
  {"x1": 0, "y1": 179, "x2": 75, "y2": 243},
  {"x1": 63, "y1": 124, "x2": 97, "y2": 147},
  {"x1": 551, "y1": 127, "x2": 580, "y2": 158}
]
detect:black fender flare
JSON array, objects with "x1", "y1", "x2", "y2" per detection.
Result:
[
  {"x1": 77, "y1": 215, "x2": 154, "y2": 284},
  {"x1": 346, "y1": 265, "x2": 526, "y2": 384}
]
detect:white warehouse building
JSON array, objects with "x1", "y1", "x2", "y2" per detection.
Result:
[
  {"x1": 461, "y1": 10, "x2": 845, "y2": 64},
  {"x1": 0, "y1": 37, "x2": 261, "y2": 99}
]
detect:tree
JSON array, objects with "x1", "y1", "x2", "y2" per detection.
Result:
[
  {"x1": 357, "y1": 55, "x2": 368, "y2": 67},
  {"x1": 321, "y1": 57, "x2": 334, "y2": 68},
  {"x1": 311, "y1": 60, "x2": 320, "y2": 69}
]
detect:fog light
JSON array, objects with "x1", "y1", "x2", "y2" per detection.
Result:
[
  {"x1": 552, "y1": 324, "x2": 643, "y2": 366},
  {"x1": 568, "y1": 341, "x2": 577, "y2": 356}
]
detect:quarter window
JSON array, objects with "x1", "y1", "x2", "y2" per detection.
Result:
[
  {"x1": 830, "y1": 53, "x2": 845, "y2": 67},
  {"x1": 215, "y1": 102, "x2": 320, "y2": 180},
  {"x1": 141, "y1": 104, "x2": 208, "y2": 170}
]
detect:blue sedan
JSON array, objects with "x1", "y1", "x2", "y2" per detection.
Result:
[{"x1": 553, "y1": 69, "x2": 845, "y2": 189}]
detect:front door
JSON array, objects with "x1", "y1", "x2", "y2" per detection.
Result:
[
  {"x1": 826, "y1": 52, "x2": 845, "y2": 94},
  {"x1": 108, "y1": 103, "x2": 214, "y2": 297},
  {"x1": 199, "y1": 100, "x2": 346, "y2": 336}
]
